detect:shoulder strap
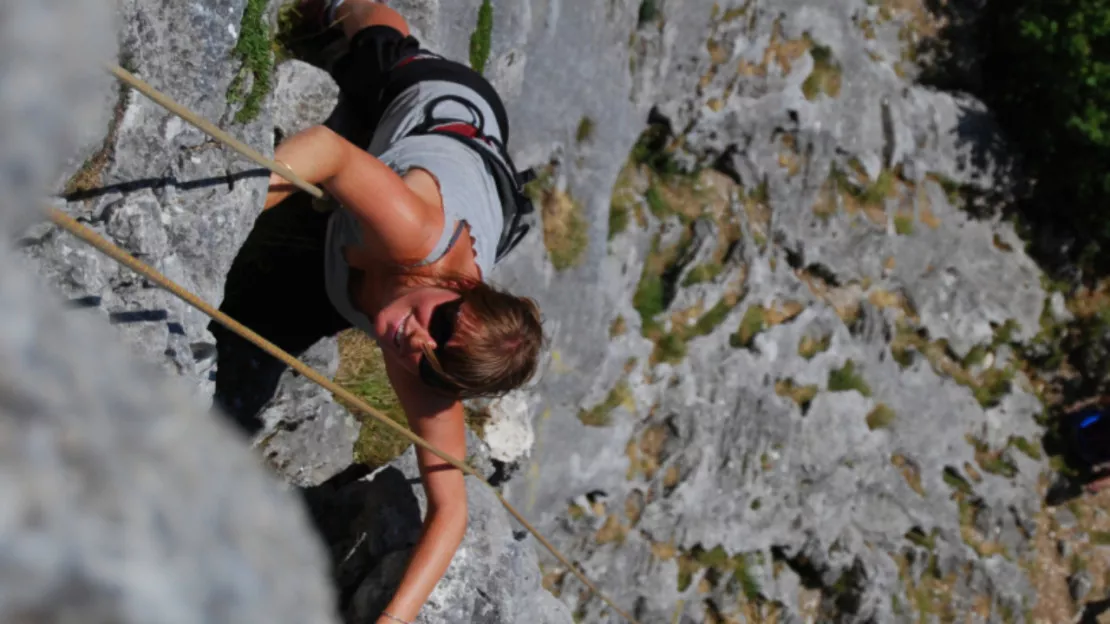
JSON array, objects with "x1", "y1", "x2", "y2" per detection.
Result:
[{"x1": 407, "y1": 94, "x2": 537, "y2": 264}]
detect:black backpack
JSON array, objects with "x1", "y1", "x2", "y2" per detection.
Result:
[{"x1": 406, "y1": 94, "x2": 537, "y2": 264}]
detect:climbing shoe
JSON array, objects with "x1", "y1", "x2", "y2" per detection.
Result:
[{"x1": 278, "y1": 0, "x2": 349, "y2": 72}]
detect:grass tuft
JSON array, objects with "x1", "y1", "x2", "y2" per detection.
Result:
[
  {"x1": 335, "y1": 331, "x2": 409, "y2": 468},
  {"x1": 730, "y1": 306, "x2": 767, "y2": 348},
  {"x1": 866, "y1": 403, "x2": 897, "y2": 430},
  {"x1": 775, "y1": 379, "x2": 819, "y2": 412},
  {"x1": 828, "y1": 360, "x2": 873, "y2": 397},
  {"x1": 227, "y1": 0, "x2": 276, "y2": 124},
  {"x1": 469, "y1": 0, "x2": 494, "y2": 74},
  {"x1": 682, "y1": 262, "x2": 725, "y2": 286},
  {"x1": 801, "y1": 38, "x2": 843, "y2": 100},
  {"x1": 527, "y1": 168, "x2": 589, "y2": 270},
  {"x1": 576, "y1": 116, "x2": 596, "y2": 143},
  {"x1": 578, "y1": 381, "x2": 633, "y2": 427},
  {"x1": 798, "y1": 333, "x2": 832, "y2": 359}
]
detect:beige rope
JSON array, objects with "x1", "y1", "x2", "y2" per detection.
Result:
[
  {"x1": 45, "y1": 207, "x2": 638, "y2": 624},
  {"x1": 105, "y1": 63, "x2": 324, "y2": 199}
]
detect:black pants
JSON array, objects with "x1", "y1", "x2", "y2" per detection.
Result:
[{"x1": 209, "y1": 194, "x2": 351, "y2": 435}]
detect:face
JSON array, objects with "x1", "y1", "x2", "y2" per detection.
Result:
[{"x1": 373, "y1": 286, "x2": 463, "y2": 375}]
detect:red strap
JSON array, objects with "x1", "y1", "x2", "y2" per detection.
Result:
[{"x1": 433, "y1": 122, "x2": 481, "y2": 139}]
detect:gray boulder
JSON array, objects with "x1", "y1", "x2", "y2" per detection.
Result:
[{"x1": 0, "y1": 1, "x2": 340, "y2": 623}]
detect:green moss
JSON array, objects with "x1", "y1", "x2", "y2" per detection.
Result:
[
  {"x1": 576, "y1": 116, "x2": 595, "y2": 143},
  {"x1": 905, "y1": 527, "x2": 938, "y2": 550},
  {"x1": 979, "y1": 454, "x2": 1018, "y2": 478},
  {"x1": 827, "y1": 360, "x2": 872, "y2": 397},
  {"x1": 993, "y1": 319, "x2": 1021, "y2": 345},
  {"x1": 578, "y1": 381, "x2": 632, "y2": 427},
  {"x1": 1091, "y1": 531, "x2": 1110, "y2": 546},
  {"x1": 801, "y1": 38, "x2": 843, "y2": 100},
  {"x1": 645, "y1": 185, "x2": 671, "y2": 218},
  {"x1": 973, "y1": 367, "x2": 1014, "y2": 408},
  {"x1": 227, "y1": 0, "x2": 275, "y2": 124},
  {"x1": 344, "y1": 350, "x2": 409, "y2": 468},
  {"x1": 730, "y1": 306, "x2": 766, "y2": 348},
  {"x1": 734, "y1": 555, "x2": 761, "y2": 601},
  {"x1": 682, "y1": 262, "x2": 724, "y2": 286},
  {"x1": 1008, "y1": 435, "x2": 1043, "y2": 461},
  {"x1": 691, "y1": 298, "x2": 734, "y2": 337},
  {"x1": 798, "y1": 333, "x2": 832, "y2": 359},
  {"x1": 638, "y1": 0, "x2": 660, "y2": 26},
  {"x1": 749, "y1": 180, "x2": 770, "y2": 203},
  {"x1": 894, "y1": 213, "x2": 915, "y2": 235},
  {"x1": 679, "y1": 546, "x2": 762, "y2": 600},
  {"x1": 469, "y1": 0, "x2": 494, "y2": 74},
  {"x1": 652, "y1": 332, "x2": 688, "y2": 364},
  {"x1": 866, "y1": 403, "x2": 897, "y2": 430},
  {"x1": 633, "y1": 272, "x2": 665, "y2": 337},
  {"x1": 608, "y1": 203, "x2": 630, "y2": 240},
  {"x1": 961, "y1": 345, "x2": 989, "y2": 369},
  {"x1": 860, "y1": 170, "x2": 896, "y2": 206},
  {"x1": 942, "y1": 467, "x2": 975, "y2": 497}
]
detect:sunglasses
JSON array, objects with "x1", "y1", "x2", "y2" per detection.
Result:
[{"x1": 418, "y1": 297, "x2": 464, "y2": 386}]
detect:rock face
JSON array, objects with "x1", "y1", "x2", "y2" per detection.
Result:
[
  {"x1": 18, "y1": 0, "x2": 1075, "y2": 622},
  {"x1": 0, "y1": 1, "x2": 340, "y2": 623}
]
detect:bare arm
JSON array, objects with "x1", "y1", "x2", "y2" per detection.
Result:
[
  {"x1": 265, "y1": 125, "x2": 444, "y2": 265},
  {"x1": 377, "y1": 358, "x2": 469, "y2": 623}
]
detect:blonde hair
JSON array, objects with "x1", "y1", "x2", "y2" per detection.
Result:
[{"x1": 406, "y1": 273, "x2": 545, "y2": 399}]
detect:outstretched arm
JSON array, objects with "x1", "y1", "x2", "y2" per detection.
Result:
[
  {"x1": 264, "y1": 125, "x2": 444, "y2": 264},
  {"x1": 378, "y1": 358, "x2": 469, "y2": 624}
]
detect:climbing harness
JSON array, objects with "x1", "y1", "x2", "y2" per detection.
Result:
[
  {"x1": 404, "y1": 93, "x2": 537, "y2": 263},
  {"x1": 43, "y1": 63, "x2": 639, "y2": 624}
]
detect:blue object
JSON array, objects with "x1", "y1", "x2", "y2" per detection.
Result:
[{"x1": 1079, "y1": 412, "x2": 1103, "y2": 429}]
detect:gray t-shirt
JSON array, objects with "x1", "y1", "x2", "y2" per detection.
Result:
[{"x1": 323, "y1": 80, "x2": 506, "y2": 337}]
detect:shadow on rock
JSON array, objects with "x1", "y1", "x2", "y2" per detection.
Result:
[{"x1": 299, "y1": 462, "x2": 424, "y2": 621}]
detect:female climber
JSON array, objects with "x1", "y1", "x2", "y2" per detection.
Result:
[{"x1": 209, "y1": 2, "x2": 544, "y2": 623}]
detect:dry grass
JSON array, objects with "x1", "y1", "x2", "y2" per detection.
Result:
[
  {"x1": 798, "y1": 333, "x2": 832, "y2": 359},
  {"x1": 626, "y1": 423, "x2": 672, "y2": 481},
  {"x1": 1023, "y1": 488, "x2": 1110, "y2": 623},
  {"x1": 528, "y1": 170, "x2": 589, "y2": 271},
  {"x1": 610, "y1": 315, "x2": 627, "y2": 337},
  {"x1": 801, "y1": 38, "x2": 843, "y2": 100},
  {"x1": 775, "y1": 379, "x2": 819, "y2": 411},
  {"x1": 334, "y1": 330, "x2": 411, "y2": 468},
  {"x1": 866, "y1": 403, "x2": 897, "y2": 430},
  {"x1": 891, "y1": 454, "x2": 925, "y2": 496},
  {"x1": 64, "y1": 79, "x2": 129, "y2": 197},
  {"x1": 765, "y1": 19, "x2": 812, "y2": 75}
]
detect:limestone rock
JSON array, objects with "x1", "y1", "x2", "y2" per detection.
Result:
[{"x1": 0, "y1": 1, "x2": 340, "y2": 622}]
